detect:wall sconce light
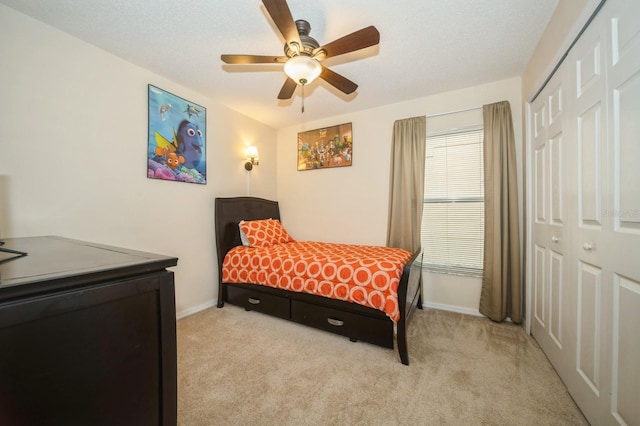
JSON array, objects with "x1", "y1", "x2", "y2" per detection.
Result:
[{"x1": 244, "y1": 146, "x2": 259, "y2": 171}]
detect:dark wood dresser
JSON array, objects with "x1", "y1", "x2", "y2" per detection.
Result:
[{"x1": 0, "y1": 236, "x2": 178, "y2": 426}]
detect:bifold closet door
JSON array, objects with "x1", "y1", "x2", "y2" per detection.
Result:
[
  {"x1": 565, "y1": 4, "x2": 610, "y2": 421},
  {"x1": 530, "y1": 70, "x2": 571, "y2": 381},
  {"x1": 567, "y1": 2, "x2": 640, "y2": 424},
  {"x1": 529, "y1": 1, "x2": 640, "y2": 424},
  {"x1": 597, "y1": 1, "x2": 640, "y2": 424}
]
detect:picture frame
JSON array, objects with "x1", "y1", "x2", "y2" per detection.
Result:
[
  {"x1": 147, "y1": 84, "x2": 207, "y2": 184},
  {"x1": 297, "y1": 122, "x2": 352, "y2": 171}
]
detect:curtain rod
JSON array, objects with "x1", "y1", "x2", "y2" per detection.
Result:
[{"x1": 426, "y1": 105, "x2": 482, "y2": 118}]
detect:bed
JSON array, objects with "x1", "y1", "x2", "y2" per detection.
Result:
[{"x1": 215, "y1": 196, "x2": 423, "y2": 365}]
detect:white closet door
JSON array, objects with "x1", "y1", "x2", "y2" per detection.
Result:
[
  {"x1": 603, "y1": 1, "x2": 640, "y2": 423},
  {"x1": 528, "y1": 1, "x2": 640, "y2": 424},
  {"x1": 531, "y1": 72, "x2": 571, "y2": 378},
  {"x1": 566, "y1": 6, "x2": 610, "y2": 421}
]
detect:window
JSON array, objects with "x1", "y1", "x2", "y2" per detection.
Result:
[{"x1": 421, "y1": 127, "x2": 484, "y2": 276}]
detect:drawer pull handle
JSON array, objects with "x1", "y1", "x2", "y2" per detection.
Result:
[
  {"x1": 327, "y1": 318, "x2": 344, "y2": 327},
  {"x1": 248, "y1": 297, "x2": 261, "y2": 305}
]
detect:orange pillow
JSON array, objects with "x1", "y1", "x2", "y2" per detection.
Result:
[{"x1": 239, "y1": 219, "x2": 294, "y2": 248}]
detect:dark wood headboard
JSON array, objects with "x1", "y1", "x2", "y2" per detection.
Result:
[{"x1": 214, "y1": 197, "x2": 281, "y2": 284}]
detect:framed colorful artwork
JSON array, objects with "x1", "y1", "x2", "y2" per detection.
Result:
[
  {"x1": 147, "y1": 84, "x2": 207, "y2": 184},
  {"x1": 297, "y1": 122, "x2": 352, "y2": 171}
]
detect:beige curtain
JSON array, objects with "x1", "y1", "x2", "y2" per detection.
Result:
[
  {"x1": 386, "y1": 116, "x2": 426, "y2": 253},
  {"x1": 480, "y1": 101, "x2": 522, "y2": 323}
]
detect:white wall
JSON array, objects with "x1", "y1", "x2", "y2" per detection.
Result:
[
  {"x1": 278, "y1": 77, "x2": 523, "y2": 314},
  {"x1": 0, "y1": 5, "x2": 278, "y2": 316}
]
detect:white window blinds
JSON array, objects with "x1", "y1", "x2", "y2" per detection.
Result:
[{"x1": 421, "y1": 128, "x2": 484, "y2": 276}]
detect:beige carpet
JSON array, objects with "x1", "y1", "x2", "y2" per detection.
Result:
[{"x1": 177, "y1": 305, "x2": 587, "y2": 425}]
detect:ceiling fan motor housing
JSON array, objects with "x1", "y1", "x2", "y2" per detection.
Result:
[{"x1": 284, "y1": 20, "x2": 322, "y2": 58}]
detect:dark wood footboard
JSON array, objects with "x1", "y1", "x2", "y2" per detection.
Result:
[
  {"x1": 396, "y1": 249, "x2": 424, "y2": 365},
  {"x1": 214, "y1": 196, "x2": 423, "y2": 365}
]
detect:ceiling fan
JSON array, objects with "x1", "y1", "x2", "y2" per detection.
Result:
[{"x1": 221, "y1": 0, "x2": 380, "y2": 101}]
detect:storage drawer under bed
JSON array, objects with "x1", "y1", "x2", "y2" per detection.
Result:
[
  {"x1": 291, "y1": 300, "x2": 394, "y2": 348},
  {"x1": 225, "y1": 285, "x2": 290, "y2": 320}
]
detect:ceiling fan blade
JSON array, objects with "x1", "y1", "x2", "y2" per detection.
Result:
[
  {"x1": 314, "y1": 26, "x2": 380, "y2": 59},
  {"x1": 221, "y1": 54, "x2": 287, "y2": 64},
  {"x1": 262, "y1": 0, "x2": 302, "y2": 49},
  {"x1": 277, "y1": 77, "x2": 297, "y2": 100},
  {"x1": 320, "y1": 66, "x2": 358, "y2": 94}
]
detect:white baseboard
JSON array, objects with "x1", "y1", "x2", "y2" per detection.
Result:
[
  {"x1": 176, "y1": 299, "x2": 218, "y2": 320},
  {"x1": 422, "y1": 301, "x2": 483, "y2": 317}
]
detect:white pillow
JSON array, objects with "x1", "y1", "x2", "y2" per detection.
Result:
[{"x1": 238, "y1": 220, "x2": 250, "y2": 246}]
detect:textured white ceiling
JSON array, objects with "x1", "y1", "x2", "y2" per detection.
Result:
[{"x1": 0, "y1": 0, "x2": 558, "y2": 129}]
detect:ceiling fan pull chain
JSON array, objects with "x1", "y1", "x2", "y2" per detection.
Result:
[{"x1": 301, "y1": 84, "x2": 305, "y2": 113}]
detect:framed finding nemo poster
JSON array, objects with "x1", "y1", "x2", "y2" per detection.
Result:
[
  {"x1": 147, "y1": 84, "x2": 206, "y2": 184},
  {"x1": 297, "y1": 123, "x2": 352, "y2": 171}
]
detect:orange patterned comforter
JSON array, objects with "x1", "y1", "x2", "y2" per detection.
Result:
[{"x1": 222, "y1": 241, "x2": 413, "y2": 322}]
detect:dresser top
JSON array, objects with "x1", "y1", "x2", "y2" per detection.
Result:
[{"x1": 0, "y1": 236, "x2": 178, "y2": 300}]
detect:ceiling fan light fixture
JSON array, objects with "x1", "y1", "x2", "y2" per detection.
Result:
[{"x1": 284, "y1": 55, "x2": 322, "y2": 85}]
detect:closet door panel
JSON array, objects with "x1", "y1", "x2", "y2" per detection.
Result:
[
  {"x1": 547, "y1": 83, "x2": 565, "y2": 350},
  {"x1": 534, "y1": 245, "x2": 546, "y2": 327},
  {"x1": 613, "y1": 69, "x2": 640, "y2": 232},
  {"x1": 611, "y1": 276, "x2": 640, "y2": 425},
  {"x1": 606, "y1": 3, "x2": 640, "y2": 424},
  {"x1": 532, "y1": 99, "x2": 548, "y2": 334},
  {"x1": 569, "y1": 14, "x2": 609, "y2": 422},
  {"x1": 577, "y1": 103, "x2": 604, "y2": 228},
  {"x1": 548, "y1": 250, "x2": 563, "y2": 347},
  {"x1": 535, "y1": 145, "x2": 547, "y2": 225},
  {"x1": 549, "y1": 133, "x2": 564, "y2": 226},
  {"x1": 530, "y1": 76, "x2": 569, "y2": 376},
  {"x1": 576, "y1": 261, "x2": 602, "y2": 394}
]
